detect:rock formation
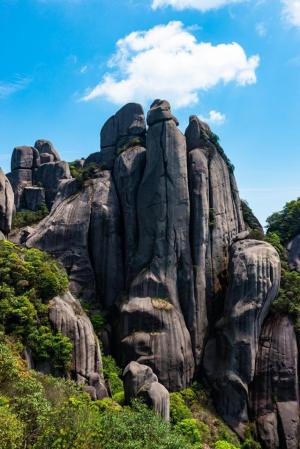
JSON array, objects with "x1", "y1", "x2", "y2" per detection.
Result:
[
  {"x1": 204, "y1": 240, "x2": 281, "y2": 436},
  {"x1": 7, "y1": 100, "x2": 290, "y2": 448},
  {"x1": 123, "y1": 361, "x2": 170, "y2": 422},
  {"x1": 49, "y1": 291, "x2": 108, "y2": 400},
  {"x1": 251, "y1": 315, "x2": 299, "y2": 449},
  {"x1": 7, "y1": 140, "x2": 71, "y2": 210},
  {"x1": 0, "y1": 168, "x2": 14, "y2": 235}
]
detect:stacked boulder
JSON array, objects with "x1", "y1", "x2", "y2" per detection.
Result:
[
  {"x1": 7, "y1": 140, "x2": 71, "y2": 211},
  {"x1": 0, "y1": 168, "x2": 14, "y2": 239},
  {"x1": 123, "y1": 361, "x2": 170, "y2": 422}
]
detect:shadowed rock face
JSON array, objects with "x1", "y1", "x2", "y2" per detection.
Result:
[
  {"x1": 251, "y1": 315, "x2": 299, "y2": 449},
  {"x1": 49, "y1": 291, "x2": 108, "y2": 400},
  {"x1": 0, "y1": 168, "x2": 14, "y2": 235},
  {"x1": 287, "y1": 235, "x2": 300, "y2": 273},
  {"x1": 123, "y1": 361, "x2": 170, "y2": 421},
  {"x1": 204, "y1": 240, "x2": 281, "y2": 437}
]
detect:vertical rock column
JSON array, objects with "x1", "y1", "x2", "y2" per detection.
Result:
[
  {"x1": 251, "y1": 315, "x2": 299, "y2": 449},
  {"x1": 0, "y1": 168, "x2": 14, "y2": 237}
]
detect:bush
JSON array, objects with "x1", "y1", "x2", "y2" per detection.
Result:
[
  {"x1": 174, "y1": 418, "x2": 201, "y2": 446},
  {"x1": 102, "y1": 355, "x2": 124, "y2": 396},
  {"x1": 214, "y1": 441, "x2": 239, "y2": 449},
  {"x1": 266, "y1": 198, "x2": 300, "y2": 243},
  {"x1": 0, "y1": 399, "x2": 25, "y2": 449},
  {"x1": 12, "y1": 203, "x2": 49, "y2": 229},
  {"x1": 170, "y1": 392, "x2": 193, "y2": 424},
  {"x1": 0, "y1": 241, "x2": 71, "y2": 371}
]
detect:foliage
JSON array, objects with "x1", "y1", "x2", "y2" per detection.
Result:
[
  {"x1": 90, "y1": 313, "x2": 106, "y2": 335},
  {"x1": 117, "y1": 137, "x2": 144, "y2": 156},
  {"x1": 12, "y1": 203, "x2": 49, "y2": 229},
  {"x1": 0, "y1": 241, "x2": 71, "y2": 371},
  {"x1": 241, "y1": 201, "x2": 264, "y2": 239},
  {"x1": 215, "y1": 442, "x2": 239, "y2": 449},
  {"x1": 174, "y1": 418, "x2": 201, "y2": 446},
  {"x1": 102, "y1": 355, "x2": 124, "y2": 396},
  {"x1": 0, "y1": 398, "x2": 25, "y2": 449},
  {"x1": 170, "y1": 391, "x2": 193, "y2": 424},
  {"x1": 266, "y1": 198, "x2": 300, "y2": 243},
  {"x1": 98, "y1": 400, "x2": 194, "y2": 449},
  {"x1": 209, "y1": 132, "x2": 235, "y2": 173},
  {"x1": 69, "y1": 162, "x2": 103, "y2": 185}
]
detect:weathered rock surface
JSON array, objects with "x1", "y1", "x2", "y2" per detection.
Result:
[
  {"x1": 34, "y1": 139, "x2": 61, "y2": 162},
  {"x1": 287, "y1": 235, "x2": 300, "y2": 273},
  {"x1": 113, "y1": 145, "x2": 146, "y2": 286},
  {"x1": 123, "y1": 361, "x2": 170, "y2": 421},
  {"x1": 23, "y1": 186, "x2": 45, "y2": 211},
  {"x1": 204, "y1": 239, "x2": 281, "y2": 436},
  {"x1": 0, "y1": 168, "x2": 14, "y2": 235},
  {"x1": 251, "y1": 315, "x2": 299, "y2": 449},
  {"x1": 187, "y1": 116, "x2": 245, "y2": 326},
  {"x1": 49, "y1": 291, "x2": 108, "y2": 399},
  {"x1": 34, "y1": 160, "x2": 71, "y2": 208},
  {"x1": 11, "y1": 146, "x2": 40, "y2": 171},
  {"x1": 117, "y1": 296, "x2": 194, "y2": 391},
  {"x1": 25, "y1": 173, "x2": 124, "y2": 307},
  {"x1": 100, "y1": 103, "x2": 146, "y2": 170}
]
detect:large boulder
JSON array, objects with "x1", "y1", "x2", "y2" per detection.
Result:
[
  {"x1": 34, "y1": 139, "x2": 61, "y2": 162},
  {"x1": 0, "y1": 168, "x2": 14, "y2": 234},
  {"x1": 11, "y1": 146, "x2": 40, "y2": 171},
  {"x1": 23, "y1": 186, "x2": 45, "y2": 211},
  {"x1": 49, "y1": 291, "x2": 108, "y2": 399},
  {"x1": 204, "y1": 239, "x2": 281, "y2": 436},
  {"x1": 123, "y1": 361, "x2": 170, "y2": 421},
  {"x1": 34, "y1": 161, "x2": 71, "y2": 208},
  {"x1": 251, "y1": 315, "x2": 299, "y2": 449},
  {"x1": 100, "y1": 103, "x2": 146, "y2": 170},
  {"x1": 117, "y1": 296, "x2": 194, "y2": 391}
]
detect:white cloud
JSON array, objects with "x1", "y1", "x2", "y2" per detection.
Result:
[
  {"x1": 151, "y1": 0, "x2": 245, "y2": 11},
  {"x1": 281, "y1": 0, "x2": 300, "y2": 27},
  {"x1": 200, "y1": 110, "x2": 226, "y2": 125},
  {"x1": 256, "y1": 22, "x2": 267, "y2": 37},
  {"x1": 0, "y1": 76, "x2": 31, "y2": 99},
  {"x1": 80, "y1": 65, "x2": 88, "y2": 74},
  {"x1": 81, "y1": 21, "x2": 259, "y2": 109}
]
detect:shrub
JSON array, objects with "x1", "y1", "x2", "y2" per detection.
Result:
[
  {"x1": 266, "y1": 198, "x2": 300, "y2": 243},
  {"x1": 170, "y1": 392, "x2": 193, "y2": 424},
  {"x1": 90, "y1": 313, "x2": 106, "y2": 335},
  {"x1": 214, "y1": 441, "x2": 239, "y2": 449},
  {"x1": 102, "y1": 355, "x2": 124, "y2": 396},
  {"x1": 0, "y1": 241, "x2": 71, "y2": 371},
  {"x1": 12, "y1": 203, "x2": 49, "y2": 229},
  {"x1": 0, "y1": 399, "x2": 25, "y2": 449},
  {"x1": 174, "y1": 418, "x2": 201, "y2": 445}
]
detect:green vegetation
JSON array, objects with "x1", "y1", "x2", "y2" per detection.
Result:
[
  {"x1": 117, "y1": 136, "x2": 144, "y2": 156},
  {"x1": 102, "y1": 355, "x2": 124, "y2": 396},
  {"x1": 265, "y1": 201, "x2": 300, "y2": 328},
  {"x1": 266, "y1": 198, "x2": 300, "y2": 244},
  {"x1": 241, "y1": 200, "x2": 264, "y2": 240},
  {"x1": 0, "y1": 240, "x2": 71, "y2": 371},
  {"x1": 69, "y1": 161, "x2": 103, "y2": 185},
  {"x1": 12, "y1": 203, "x2": 49, "y2": 229},
  {"x1": 209, "y1": 132, "x2": 235, "y2": 174},
  {"x1": 0, "y1": 336, "x2": 196, "y2": 449}
]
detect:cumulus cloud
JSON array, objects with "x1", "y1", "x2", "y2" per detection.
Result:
[
  {"x1": 81, "y1": 21, "x2": 259, "y2": 108},
  {"x1": 281, "y1": 0, "x2": 300, "y2": 27},
  {"x1": 200, "y1": 110, "x2": 226, "y2": 125}
]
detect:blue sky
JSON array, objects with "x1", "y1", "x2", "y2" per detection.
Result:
[{"x1": 0, "y1": 0, "x2": 300, "y2": 225}]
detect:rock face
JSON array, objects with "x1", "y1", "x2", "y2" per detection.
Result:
[
  {"x1": 49, "y1": 291, "x2": 108, "y2": 399},
  {"x1": 204, "y1": 240, "x2": 281, "y2": 436},
  {"x1": 0, "y1": 168, "x2": 14, "y2": 235},
  {"x1": 123, "y1": 361, "x2": 170, "y2": 421},
  {"x1": 287, "y1": 235, "x2": 300, "y2": 273},
  {"x1": 7, "y1": 140, "x2": 71, "y2": 210},
  {"x1": 12, "y1": 100, "x2": 288, "y2": 447},
  {"x1": 251, "y1": 315, "x2": 299, "y2": 449},
  {"x1": 25, "y1": 173, "x2": 124, "y2": 306}
]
